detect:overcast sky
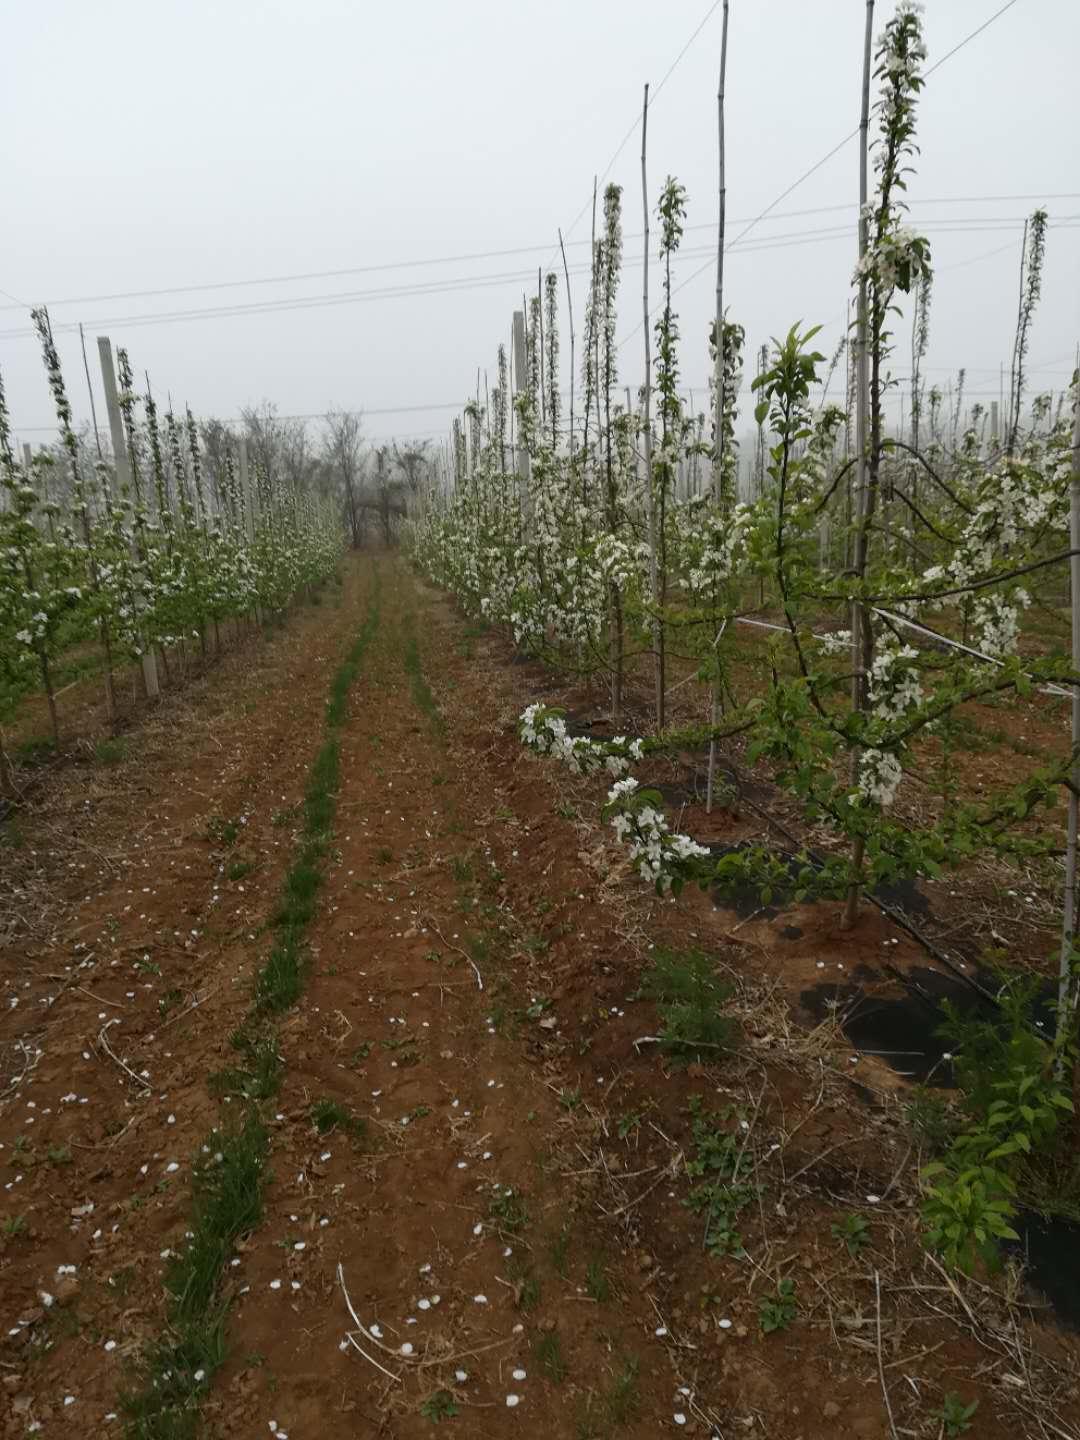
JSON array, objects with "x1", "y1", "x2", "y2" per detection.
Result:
[{"x1": 3, "y1": 0, "x2": 1078, "y2": 453}]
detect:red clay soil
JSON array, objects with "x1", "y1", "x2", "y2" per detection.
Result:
[{"x1": 1, "y1": 555, "x2": 1078, "y2": 1440}]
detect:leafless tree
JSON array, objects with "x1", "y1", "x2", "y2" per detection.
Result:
[{"x1": 325, "y1": 408, "x2": 365, "y2": 547}]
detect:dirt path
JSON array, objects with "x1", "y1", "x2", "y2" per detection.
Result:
[
  {"x1": 211, "y1": 559, "x2": 677, "y2": 1438},
  {"x1": 3, "y1": 555, "x2": 1078, "y2": 1440}
]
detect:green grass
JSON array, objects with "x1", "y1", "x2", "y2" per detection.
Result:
[
  {"x1": 402, "y1": 614, "x2": 444, "y2": 734},
  {"x1": 639, "y1": 949, "x2": 737, "y2": 1065},
  {"x1": 488, "y1": 1186, "x2": 528, "y2": 1234},
  {"x1": 535, "y1": 1328, "x2": 567, "y2": 1383},
  {"x1": 122, "y1": 572, "x2": 381, "y2": 1439},
  {"x1": 576, "y1": 1358, "x2": 641, "y2": 1437},
  {"x1": 309, "y1": 1098, "x2": 366, "y2": 1141},
  {"x1": 120, "y1": 1114, "x2": 268, "y2": 1439},
  {"x1": 584, "y1": 1256, "x2": 611, "y2": 1302},
  {"x1": 95, "y1": 736, "x2": 129, "y2": 765}
]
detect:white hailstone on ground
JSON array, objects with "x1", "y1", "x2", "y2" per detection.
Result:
[
  {"x1": 400, "y1": 1342, "x2": 414, "y2": 1356},
  {"x1": 455, "y1": 1369, "x2": 468, "y2": 1382},
  {"x1": 512, "y1": 1368, "x2": 526, "y2": 1380},
  {"x1": 674, "y1": 1414, "x2": 687, "y2": 1426},
  {"x1": 505, "y1": 1395, "x2": 520, "y2": 1408},
  {"x1": 473, "y1": 1294, "x2": 487, "y2": 1304}
]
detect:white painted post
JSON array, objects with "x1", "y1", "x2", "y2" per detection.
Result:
[
  {"x1": 98, "y1": 336, "x2": 159, "y2": 699},
  {"x1": 1057, "y1": 393, "x2": 1080, "y2": 1065},
  {"x1": 512, "y1": 310, "x2": 531, "y2": 526}
]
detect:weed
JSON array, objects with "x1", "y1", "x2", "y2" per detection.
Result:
[
  {"x1": 535, "y1": 1328, "x2": 567, "y2": 1383},
  {"x1": 449, "y1": 854, "x2": 474, "y2": 884},
  {"x1": 683, "y1": 1103, "x2": 755, "y2": 1257},
  {"x1": 310, "y1": 1099, "x2": 366, "y2": 1141},
  {"x1": 47, "y1": 1144, "x2": 72, "y2": 1167},
  {"x1": 95, "y1": 737, "x2": 128, "y2": 765},
  {"x1": 577, "y1": 1357, "x2": 640, "y2": 1436},
  {"x1": 349, "y1": 1041, "x2": 373, "y2": 1063},
  {"x1": 758, "y1": 1277, "x2": 797, "y2": 1333},
  {"x1": 549, "y1": 1226, "x2": 571, "y2": 1277},
  {"x1": 559, "y1": 1087, "x2": 583, "y2": 1112},
  {"x1": 226, "y1": 860, "x2": 254, "y2": 882},
  {"x1": 159, "y1": 988, "x2": 184, "y2": 1018},
  {"x1": 16, "y1": 736, "x2": 55, "y2": 764},
  {"x1": 420, "y1": 1390, "x2": 459, "y2": 1423},
  {"x1": 208, "y1": 1031, "x2": 283, "y2": 1094},
  {"x1": 510, "y1": 1260, "x2": 540, "y2": 1311},
  {"x1": 375, "y1": 845, "x2": 394, "y2": 865},
  {"x1": 134, "y1": 956, "x2": 162, "y2": 976},
  {"x1": 121, "y1": 1113, "x2": 268, "y2": 1437},
  {"x1": 585, "y1": 1256, "x2": 610, "y2": 1302},
  {"x1": 205, "y1": 815, "x2": 239, "y2": 848},
  {"x1": 936, "y1": 1393, "x2": 979, "y2": 1436},
  {"x1": 402, "y1": 620, "x2": 444, "y2": 733},
  {"x1": 639, "y1": 949, "x2": 736, "y2": 1065},
  {"x1": 906, "y1": 1087, "x2": 958, "y2": 1153},
  {"x1": 1, "y1": 1214, "x2": 27, "y2": 1239},
  {"x1": 831, "y1": 1213, "x2": 871, "y2": 1257},
  {"x1": 485, "y1": 1185, "x2": 527, "y2": 1234},
  {"x1": 616, "y1": 1110, "x2": 643, "y2": 1139}
]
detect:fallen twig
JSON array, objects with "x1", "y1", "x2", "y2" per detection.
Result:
[
  {"x1": 875, "y1": 1271, "x2": 900, "y2": 1440},
  {"x1": 95, "y1": 1020, "x2": 150, "y2": 1090}
]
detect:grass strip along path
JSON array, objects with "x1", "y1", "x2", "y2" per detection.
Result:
[{"x1": 120, "y1": 565, "x2": 381, "y2": 1440}]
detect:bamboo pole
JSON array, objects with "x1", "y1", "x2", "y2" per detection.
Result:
[{"x1": 842, "y1": 0, "x2": 875, "y2": 931}]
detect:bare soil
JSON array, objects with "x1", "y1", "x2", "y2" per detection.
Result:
[{"x1": 1, "y1": 555, "x2": 1078, "y2": 1440}]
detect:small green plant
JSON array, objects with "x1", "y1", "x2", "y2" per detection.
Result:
[
  {"x1": 227, "y1": 859, "x2": 254, "y2": 882},
  {"x1": 922, "y1": 981, "x2": 1073, "y2": 1272},
  {"x1": 47, "y1": 1144, "x2": 72, "y2": 1167},
  {"x1": 936, "y1": 1392, "x2": 979, "y2": 1436},
  {"x1": 758, "y1": 1277, "x2": 797, "y2": 1333},
  {"x1": 420, "y1": 1390, "x2": 459, "y2": 1423},
  {"x1": 206, "y1": 815, "x2": 239, "y2": 847},
  {"x1": 584, "y1": 1256, "x2": 610, "y2": 1302},
  {"x1": 559, "y1": 1087, "x2": 582, "y2": 1112},
  {"x1": 577, "y1": 1356, "x2": 640, "y2": 1436},
  {"x1": 682, "y1": 1103, "x2": 756, "y2": 1257},
  {"x1": 95, "y1": 736, "x2": 128, "y2": 765},
  {"x1": 489, "y1": 1187, "x2": 528, "y2": 1234},
  {"x1": 549, "y1": 1227, "x2": 571, "y2": 1277},
  {"x1": 133, "y1": 955, "x2": 161, "y2": 976},
  {"x1": 375, "y1": 845, "x2": 393, "y2": 865},
  {"x1": 831, "y1": 1212, "x2": 870, "y2": 1257},
  {"x1": 639, "y1": 949, "x2": 736, "y2": 1065},
  {"x1": 616, "y1": 1109, "x2": 643, "y2": 1139},
  {"x1": 536, "y1": 1328, "x2": 567, "y2": 1383},
  {"x1": 1, "y1": 1214, "x2": 27, "y2": 1239},
  {"x1": 158, "y1": 987, "x2": 184, "y2": 1017},
  {"x1": 309, "y1": 1098, "x2": 365, "y2": 1140},
  {"x1": 209, "y1": 1031, "x2": 282, "y2": 1101}
]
